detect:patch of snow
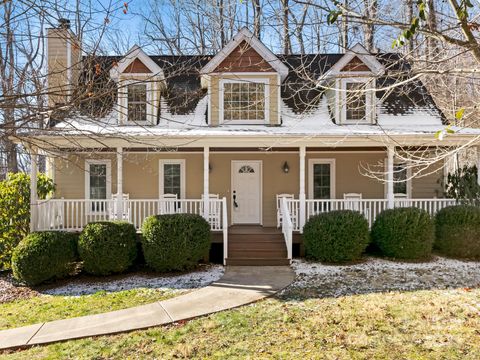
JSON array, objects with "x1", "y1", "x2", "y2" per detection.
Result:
[
  {"x1": 44, "y1": 93, "x2": 476, "y2": 140},
  {"x1": 284, "y1": 257, "x2": 480, "y2": 298},
  {"x1": 42, "y1": 265, "x2": 224, "y2": 296}
]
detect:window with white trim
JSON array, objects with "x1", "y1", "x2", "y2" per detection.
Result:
[
  {"x1": 159, "y1": 160, "x2": 185, "y2": 199},
  {"x1": 118, "y1": 79, "x2": 156, "y2": 125},
  {"x1": 127, "y1": 84, "x2": 147, "y2": 122},
  {"x1": 340, "y1": 77, "x2": 375, "y2": 124},
  {"x1": 393, "y1": 163, "x2": 409, "y2": 196},
  {"x1": 85, "y1": 160, "x2": 112, "y2": 212},
  {"x1": 308, "y1": 159, "x2": 335, "y2": 199},
  {"x1": 384, "y1": 160, "x2": 412, "y2": 198},
  {"x1": 345, "y1": 82, "x2": 367, "y2": 121},
  {"x1": 221, "y1": 79, "x2": 268, "y2": 124}
]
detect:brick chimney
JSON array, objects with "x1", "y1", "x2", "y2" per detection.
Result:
[{"x1": 47, "y1": 18, "x2": 81, "y2": 107}]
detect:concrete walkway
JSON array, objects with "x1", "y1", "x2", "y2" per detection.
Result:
[{"x1": 0, "y1": 266, "x2": 294, "y2": 350}]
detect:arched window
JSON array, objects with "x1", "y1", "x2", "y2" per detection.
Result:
[{"x1": 239, "y1": 165, "x2": 255, "y2": 174}]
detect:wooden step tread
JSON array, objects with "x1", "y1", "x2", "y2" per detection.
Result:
[{"x1": 225, "y1": 258, "x2": 291, "y2": 266}]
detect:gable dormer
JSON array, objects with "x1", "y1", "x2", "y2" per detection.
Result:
[
  {"x1": 320, "y1": 44, "x2": 385, "y2": 125},
  {"x1": 200, "y1": 28, "x2": 288, "y2": 126},
  {"x1": 110, "y1": 45, "x2": 165, "y2": 125}
]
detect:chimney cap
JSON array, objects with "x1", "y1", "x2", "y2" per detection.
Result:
[{"x1": 58, "y1": 18, "x2": 71, "y2": 29}]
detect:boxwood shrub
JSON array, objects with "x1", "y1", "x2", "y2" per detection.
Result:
[
  {"x1": 78, "y1": 221, "x2": 137, "y2": 275},
  {"x1": 371, "y1": 207, "x2": 434, "y2": 260},
  {"x1": 303, "y1": 210, "x2": 370, "y2": 263},
  {"x1": 141, "y1": 213, "x2": 210, "y2": 272},
  {"x1": 11, "y1": 231, "x2": 78, "y2": 286},
  {"x1": 435, "y1": 205, "x2": 480, "y2": 259}
]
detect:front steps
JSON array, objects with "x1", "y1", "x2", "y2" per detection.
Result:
[{"x1": 225, "y1": 226, "x2": 290, "y2": 266}]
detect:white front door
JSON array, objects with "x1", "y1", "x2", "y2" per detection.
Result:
[{"x1": 231, "y1": 161, "x2": 262, "y2": 224}]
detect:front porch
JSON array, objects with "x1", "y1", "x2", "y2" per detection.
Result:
[{"x1": 28, "y1": 145, "x2": 465, "y2": 265}]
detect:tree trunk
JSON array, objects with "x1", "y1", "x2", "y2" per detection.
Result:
[
  {"x1": 363, "y1": 0, "x2": 377, "y2": 52},
  {"x1": 340, "y1": 0, "x2": 349, "y2": 50},
  {"x1": 281, "y1": 0, "x2": 291, "y2": 55},
  {"x1": 253, "y1": 0, "x2": 261, "y2": 39}
]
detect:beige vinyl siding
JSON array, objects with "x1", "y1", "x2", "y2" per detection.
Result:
[
  {"x1": 52, "y1": 150, "x2": 446, "y2": 228},
  {"x1": 209, "y1": 74, "x2": 280, "y2": 126},
  {"x1": 47, "y1": 28, "x2": 81, "y2": 107},
  {"x1": 53, "y1": 154, "x2": 117, "y2": 199},
  {"x1": 411, "y1": 162, "x2": 444, "y2": 198},
  {"x1": 306, "y1": 152, "x2": 385, "y2": 199}
]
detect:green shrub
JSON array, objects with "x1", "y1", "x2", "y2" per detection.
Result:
[
  {"x1": 303, "y1": 210, "x2": 370, "y2": 263},
  {"x1": 78, "y1": 221, "x2": 137, "y2": 275},
  {"x1": 11, "y1": 231, "x2": 78, "y2": 286},
  {"x1": 371, "y1": 207, "x2": 434, "y2": 260},
  {"x1": 0, "y1": 172, "x2": 55, "y2": 270},
  {"x1": 435, "y1": 205, "x2": 480, "y2": 259},
  {"x1": 141, "y1": 213, "x2": 210, "y2": 272}
]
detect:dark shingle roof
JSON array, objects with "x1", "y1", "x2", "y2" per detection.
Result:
[{"x1": 69, "y1": 52, "x2": 443, "y2": 123}]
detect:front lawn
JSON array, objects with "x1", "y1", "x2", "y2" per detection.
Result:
[
  {"x1": 0, "y1": 264, "x2": 224, "y2": 330},
  {"x1": 0, "y1": 288, "x2": 181, "y2": 330},
  {"x1": 1, "y1": 288, "x2": 480, "y2": 359},
  {"x1": 1, "y1": 257, "x2": 479, "y2": 359}
]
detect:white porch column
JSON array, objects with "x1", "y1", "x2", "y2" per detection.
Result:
[
  {"x1": 299, "y1": 146, "x2": 306, "y2": 231},
  {"x1": 30, "y1": 147, "x2": 38, "y2": 232},
  {"x1": 477, "y1": 146, "x2": 480, "y2": 186},
  {"x1": 387, "y1": 146, "x2": 395, "y2": 209},
  {"x1": 116, "y1": 147, "x2": 123, "y2": 220},
  {"x1": 203, "y1": 146, "x2": 210, "y2": 219}
]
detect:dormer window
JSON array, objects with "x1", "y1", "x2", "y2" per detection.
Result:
[
  {"x1": 109, "y1": 45, "x2": 165, "y2": 125},
  {"x1": 345, "y1": 82, "x2": 366, "y2": 121},
  {"x1": 127, "y1": 84, "x2": 147, "y2": 122},
  {"x1": 340, "y1": 78, "x2": 374, "y2": 124},
  {"x1": 220, "y1": 79, "x2": 269, "y2": 124}
]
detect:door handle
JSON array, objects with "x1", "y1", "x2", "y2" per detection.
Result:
[{"x1": 233, "y1": 191, "x2": 239, "y2": 208}]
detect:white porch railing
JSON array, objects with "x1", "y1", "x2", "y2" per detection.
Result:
[
  {"x1": 280, "y1": 197, "x2": 293, "y2": 262},
  {"x1": 284, "y1": 198, "x2": 459, "y2": 230},
  {"x1": 36, "y1": 198, "x2": 228, "y2": 233}
]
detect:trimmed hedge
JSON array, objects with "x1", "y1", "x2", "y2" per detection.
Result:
[
  {"x1": 78, "y1": 221, "x2": 137, "y2": 275},
  {"x1": 11, "y1": 231, "x2": 78, "y2": 286},
  {"x1": 141, "y1": 213, "x2": 210, "y2": 272},
  {"x1": 435, "y1": 205, "x2": 480, "y2": 259},
  {"x1": 303, "y1": 210, "x2": 370, "y2": 263},
  {"x1": 371, "y1": 207, "x2": 434, "y2": 260}
]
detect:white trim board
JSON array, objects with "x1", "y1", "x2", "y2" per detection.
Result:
[
  {"x1": 158, "y1": 159, "x2": 186, "y2": 199},
  {"x1": 308, "y1": 158, "x2": 336, "y2": 199}
]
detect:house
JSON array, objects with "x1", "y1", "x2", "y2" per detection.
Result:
[{"x1": 21, "y1": 20, "x2": 480, "y2": 265}]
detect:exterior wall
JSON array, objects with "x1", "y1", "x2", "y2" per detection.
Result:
[
  {"x1": 411, "y1": 161, "x2": 444, "y2": 198},
  {"x1": 52, "y1": 150, "x2": 445, "y2": 227},
  {"x1": 209, "y1": 74, "x2": 280, "y2": 126},
  {"x1": 305, "y1": 152, "x2": 385, "y2": 199},
  {"x1": 53, "y1": 154, "x2": 118, "y2": 199}
]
